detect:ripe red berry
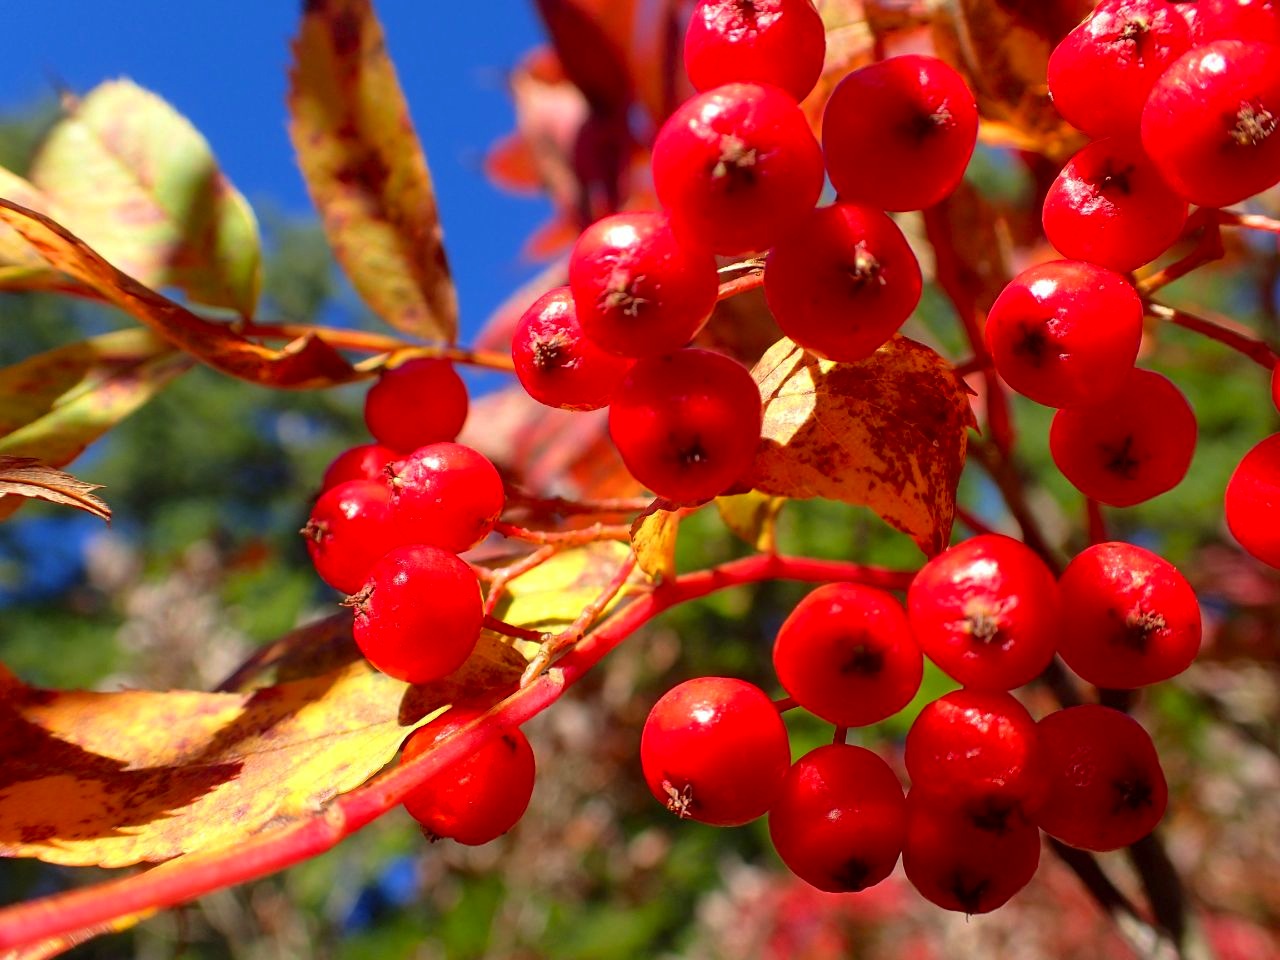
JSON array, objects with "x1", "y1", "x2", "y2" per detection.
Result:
[
  {"x1": 1050, "y1": 368, "x2": 1197, "y2": 507},
  {"x1": 1057, "y1": 542, "x2": 1202, "y2": 688},
  {"x1": 608, "y1": 348, "x2": 762, "y2": 505},
  {"x1": 1224, "y1": 432, "x2": 1280, "y2": 568},
  {"x1": 301, "y1": 479, "x2": 396, "y2": 594},
  {"x1": 364, "y1": 358, "x2": 469, "y2": 454},
  {"x1": 902, "y1": 790, "x2": 1041, "y2": 915},
  {"x1": 907, "y1": 534, "x2": 1061, "y2": 691},
  {"x1": 651, "y1": 82, "x2": 824, "y2": 255},
  {"x1": 822, "y1": 55, "x2": 979, "y2": 211},
  {"x1": 985, "y1": 260, "x2": 1143, "y2": 409},
  {"x1": 511, "y1": 286, "x2": 634, "y2": 410},
  {"x1": 1200, "y1": 0, "x2": 1280, "y2": 45},
  {"x1": 772, "y1": 583, "x2": 923, "y2": 727},
  {"x1": 764, "y1": 203, "x2": 923, "y2": 363},
  {"x1": 1034, "y1": 704, "x2": 1168, "y2": 851},
  {"x1": 320, "y1": 443, "x2": 400, "y2": 493},
  {"x1": 401, "y1": 707, "x2": 536, "y2": 845},
  {"x1": 387, "y1": 442, "x2": 505, "y2": 553},
  {"x1": 640, "y1": 676, "x2": 791, "y2": 826},
  {"x1": 351, "y1": 545, "x2": 484, "y2": 684},
  {"x1": 1041, "y1": 138, "x2": 1188, "y2": 273},
  {"x1": 1142, "y1": 41, "x2": 1280, "y2": 208},
  {"x1": 1176, "y1": 1, "x2": 1207, "y2": 41},
  {"x1": 1047, "y1": 0, "x2": 1192, "y2": 139},
  {"x1": 904, "y1": 690, "x2": 1048, "y2": 820},
  {"x1": 568, "y1": 212, "x2": 718, "y2": 359},
  {"x1": 768, "y1": 744, "x2": 907, "y2": 893},
  {"x1": 684, "y1": 0, "x2": 827, "y2": 103}
]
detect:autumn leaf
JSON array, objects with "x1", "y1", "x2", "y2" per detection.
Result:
[
  {"x1": 0, "y1": 167, "x2": 81, "y2": 294},
  {"x1": 0, "y1": 200, "x2": 357, "y2": 389},
  {"x1": 492, "y1": 541, "x2": 637, "y2": 634},
  {"x1": 289, "y1": 0, "x2": 458, "y2": 342},
  {"x1": 28, "y1": 80, "x2": 261, "y2": 316},
  {"x1": 716, "y1": 490, "x2": 784, "y2": 553},
  {"x1": 748, "y1": 336, "x2": 975, "y2": 556},
  {"x1": 630, "y1": 500, "x2": 680, "y2": 583},
  {"x1": 0, "y1": 457, "x2": 109, "y2": 522}
]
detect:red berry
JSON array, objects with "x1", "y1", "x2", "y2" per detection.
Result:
[
  {"x1": 1034, "y1": 704, "x2": 1168, "y2": 851},
  {"x1": 1201, "y1": 0, "x2": 1280, "y2": 45},
  {"x1": 1225, "y1": 432, "x2": 1280, "y2": 568},
  {"x1": 351, "y1": 545, "x2": 483, "y2": 684},
  {"x1": 772, "y1": 583, "x2": 923, "y2": 727},
  {"x1": 1049, "y1": 368, "x2": 1197, "y2": 507},
  {"x1": 822, "y1": 55, "x2": 979, "y2": 211},
  {"x1": 985, "y1": 260, "x2": 1143, "y2": 409},
  {"x1": 320, "y1": 443, "x2": 400, "y2": 493},
  {"x1": 1057, "y1": 542, "x2": 1202, "y2": 688},
  {"x1": 904, "y1": 689, "x2": 1049, "y2": 820},
  {"x1": 903, "y1": 790, "x2": 1042, "y2": 914},
  {"x1": 1041, "y1": 138, "x2": 1188, "y2": 273},
  {"x1": 302, "y1": 479, "x2": 396, "y2": 594},
  {"x1": 907, "y1": 534, "x2": 1061, "y2": 691},
  {"x1": 608, "y1": 348, "x2": 762, "y2": 504},
  {"x1": 1272, "y1": 365, "x2": 1280, "y2": 412},
  {"x1": 1177, "y1": 1, "x2": 1207, "y2": 41},
  {"x1": 1047, "y1": 0, "x2": 1192, "y2": 139},
  {"x1": 364, "y1": 358, "x2": 469, "y2": 454},
  {"x1": 768, "y1": 744, "x2": 907, "y2": 893},
  {"x1": 401, "y1": 707, "x2": 536, "y2": 845},
  {"x1": 764, "y1": 202, "x2": 923, "y2": 363},
  {"x1": 511, "y1": 286, "x2": 634, "y2": 410},
  {"x1": 651, "y1": 82, "x2": 824, "y2": 255},
  {"x1": 684, "y1": 0, "x2": 827, "y2": 103},
  {"x1": 568, "y1": 212, "x2": 718, "y2": 359},
  {"x1": 640, "y1": 676, "x2": 791, "y2": 826},
  {"x1": 387, "y1": 442, "x2": 505, "y2": 553},
  {"x1": 1142, "y1": 41, "x2": 1280, "y2": 208}
]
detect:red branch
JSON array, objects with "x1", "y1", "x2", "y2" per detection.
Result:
[
  {"x1": 1147, "y1": 302, "x2": 1279, "y2": 370},
  {"x1": 715, "y1": 271, "x2": 764, "y2": 302},
  {"x1": 0, "y1": 553, "x2": 916, "y2": 951}
]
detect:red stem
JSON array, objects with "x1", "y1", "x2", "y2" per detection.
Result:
[
  {"x1": 1148, "y1": 302, "x2": 1278, "y2": 370},
  {"x1": 1086, "y1": 498, "x2": 1108, "y2": 546},
  {"x1": 715, "y1": 271, "x2": 764, "y2": 302}
]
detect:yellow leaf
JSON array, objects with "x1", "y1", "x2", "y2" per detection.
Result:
[
  {"x1": 493, "y1": 541, "x2": 635, "y2": 634},
  {"x1": 748, "y1": 336, "x2": 975, "y2": 556},
  {"x1": 289, "y1": 0, "x2": 458, "y2": 341},
  {"x1": 630, "y1": 500, "x2": 680, "y2": 583},
  {"x1": 716, "y1": 490, "x2": 784, "y2": 553},
  {"x1": 0, "y1": 167, "x2": 72, "y2": 292},
  {"x1": 29, "y1": 80, "x2": 262, "y2": 316},
  {"x1": 0, "y1": 457, "x2": 108, "y2": 522}
]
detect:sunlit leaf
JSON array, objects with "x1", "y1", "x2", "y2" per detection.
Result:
[
  {"x1": 716, "y1": 490, "x2": 784, "y2": 553},
  {"x1": 0, "y1": 457, "x2": 108, "y2": 522},
  {"x1": 748, "y1": 336, "x2": 975, "y2": 556},
  {"x1": 0, "y1": 200, "x2": 357, "y2": 389},
  {"x1": 289, "y1": 0, "x2": 458, "y2": 341},
  {"x1": 0, "y1": 167, "x2": 76, "y2": 293},
  {"x1": 493, "y1": 541, "x2": 636, "y2": 634},
  {"x1": 630, "y1": 500, "x2": 679, "y2": 583},
  {"x1": 29, "y1": 80, "x2": 261, "y2": 316}
]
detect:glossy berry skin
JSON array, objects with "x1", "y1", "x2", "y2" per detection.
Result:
[
  {"x1": 352, "y1": 545, "x2": 484, "y2": 684},
  {"x1": 1035, "y1": 705, "x2": 1168, "y2": 851},
  {"x1": 511, "y1": 287, "x2": 634, "y2": 410},
  {"x1": 641, "y1": 677, "x2": 790, "y2": 826},
  {"x1": 903, "y1": 790, "x2": 1041, "y2": 915},
  {"x1": 1201, "y1": 0, "x2": 1280, "y2": 45},
  {"x1": 1057, "y1": 542, "x2": 1202, "y2": 688},
  {"x1": 772, "y1": 583, "x2": 923, "y2": 727},
  {"x1": 651, "y1": 82, "x2": 824, "y2": 255},
  {"x1": 768, "y1": 745, "x2": 907, "y2": 893},
  {"x1": 401, "y1": 707, "x2": 536, "y2": 845},
  {"x1": 568, "y1": 212, "x2": 718, "y2": 360},
  {"x1": 907, "y1": 534, "x2": 1061, "y2": 691},
  {"x1": 985, "y1": 260, "x2": 1143, "y2": 409},
  {"x1": 822, "y1": 55, "x2": 979, "y2": 211},
  {"x1": 364, "y1": 358, "x2": 469, "y2": 454},
  {"x1": 1050, "y1": 368, "x2": 1197, "y2": 507},
  {"x1": 1047, "y1": 0, "x2": 1192, "y2": 139},
  {"x1": 320, "y1": 442, "x2": 399, "y2": 493},
  {"x1": 608, "y1": 349, "x2": 762, "y2": 505},
  {"x1": 302, "y1": 480, "x2": 396, "y2": 595},
  {"x1": 387, "y1": 442, "x2": 505, "y2": 553},
  {"x1": 1042, "y1": 138, "x2": 1188, "y2": 273},
  {"x1": 764, "y1": 203, "x2": 923, "y2": 363},
  {"x1": 1142, "y1": 41, "x2": 1280, "y2": 208},
  {"x1": 1225, "y1": 432, "x2": 1280, "y2": 568},
  {"x1": 684, "y1": 0, "x2": 827, "y2": 103},
  {"x1": 904, "y1": 690, "x2": 1049, "y2": 820}
]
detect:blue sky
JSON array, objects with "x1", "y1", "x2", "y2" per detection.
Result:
[{"x1": 0, "y1": 3, "x2": 554, "y2": 339}]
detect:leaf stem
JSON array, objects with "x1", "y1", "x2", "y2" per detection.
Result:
[
  {"x1": 715, "y1": 271, "x2": 764, "y2": 302},
  {"x1": 1136, "y1": 210, "x2": 1224, "y2": 296},
  {"x1": 493, "y1": 520, "x2": 632, "y2": 545},
  {"x1": 1147, "y1": 301, "x2": 1278, "y2": 369},
  {"x1": 241, "y1": 322, "x2": 517, "y2": 372}
]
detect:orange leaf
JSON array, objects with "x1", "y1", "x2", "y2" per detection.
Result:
[
  {"x1": 0, "y1": 457, "x2": 109, "y2": 522},
  {"x1": 0, "y1": 167, "x2": 81, "y2": 294},
  {"x1": 0, "y1": 200, "x2": 356, "y2": 389},
  {"x1": 748, "y1": 336, "x2": 975, "y2": 556},
  {"x1": 288, "y1": 0, "x2": 458, "y2": 342}
]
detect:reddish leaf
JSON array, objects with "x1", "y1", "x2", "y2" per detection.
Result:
[{"x1": 0, "y1": 457, "x2": 109, "y2": 522}]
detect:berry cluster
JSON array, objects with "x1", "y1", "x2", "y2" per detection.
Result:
[{"x1": 642, "y1": 533, "x2": 1197, "y2": 912}]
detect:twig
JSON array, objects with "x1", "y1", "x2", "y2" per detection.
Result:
[
  {"x1": 1136, "y1": 211, "x2": 1224, "y2": 296},
  {"x1": 967, "y1": 439, "x2": 1059, "y2": 571},
  {"x1": 238, "y1": 322, "x2": 517, "y2": 372},
  {"x1": 1147, "y1": 302, "x2": 1278, "y2": 370},
  {"x1": 478, "y1": 544, "x2": 559, "y2": 616},
  {"x1": 481, "y1": 615, "x2": 547, "y2": 644},
  {"x1": 716, "y1": 270, "x2": 764, "y2": 302},
  {"x1": 503, "y1": 488, "x2": 654, "y2": 517},
  {"x1": 1086, "y1": 498, "x2": 1108, "y2": 546},
  {"x1": 494, "y1": 520, "x2": 631, "y2": 546}
]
